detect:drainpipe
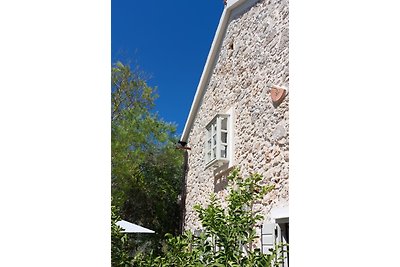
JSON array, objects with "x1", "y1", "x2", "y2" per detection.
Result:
[{"x1": 176, "y1": 141, "x2": 191, "y2": 234}]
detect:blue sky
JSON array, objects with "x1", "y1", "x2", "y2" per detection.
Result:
[{"x1": 112, "y1": 0, "x2": 225, "y2": 135}]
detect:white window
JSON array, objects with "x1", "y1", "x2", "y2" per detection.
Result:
[
  {"x1": 261, "y1": 219, "x2": 289, "y2": 267},
  {"x1": 205, "y1": 114, "x2": 230, "y2": 167}
]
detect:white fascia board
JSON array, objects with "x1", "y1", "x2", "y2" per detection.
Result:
[
  {"x1": 180, "y1": 0, "x2": 250, "y2": 143},
  {"x1": 227, "y1": 0, "x2": 247, "y2": 9}
]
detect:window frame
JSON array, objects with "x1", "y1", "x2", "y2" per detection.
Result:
[
  {"x1": 205, "y1": 113, "x2": 230, "y2": 168},
  {"x1": 261, "y1": 215, "x2": 289, "y2": 267}
]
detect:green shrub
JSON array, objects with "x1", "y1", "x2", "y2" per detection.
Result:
[
  {"x1": 132, "y1": 168, "x2": 288, "y2": 266},
  {"x1": 112, "y1": 203, "x2": 133, "y2": 267}
]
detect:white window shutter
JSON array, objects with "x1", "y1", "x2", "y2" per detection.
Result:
[{"x1": 261, "y1": 222, "x2": 276, "y2": 254}]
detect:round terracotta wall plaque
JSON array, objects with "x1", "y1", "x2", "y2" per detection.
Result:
[{"x1": 270, "y1": 87, "x2": 286, "y2": 105}]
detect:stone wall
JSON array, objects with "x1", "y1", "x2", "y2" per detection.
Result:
[{"x1": 184, "y1": 0, "x2": 289, "y2": 240}]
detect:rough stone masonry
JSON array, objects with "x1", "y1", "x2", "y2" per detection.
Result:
[{"x1": 184, "y1": 0, "x2": 289, "y2": 245}]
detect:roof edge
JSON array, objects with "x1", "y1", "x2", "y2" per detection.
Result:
[{"x1": 180, "y1": 0, "x2": 251, "y2": 143}]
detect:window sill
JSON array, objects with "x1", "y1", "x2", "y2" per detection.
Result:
[{"x1": 205, "y1": 158, "x2": 229, "y2": 170}]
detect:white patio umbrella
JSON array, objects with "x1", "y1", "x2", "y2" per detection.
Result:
[{"x1": 116, "y1": 220, "x2": 155, "y2": 234}]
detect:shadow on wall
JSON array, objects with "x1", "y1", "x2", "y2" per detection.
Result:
[{"x1": 213, "y1": 163, "x2": 233, "y2": 193}]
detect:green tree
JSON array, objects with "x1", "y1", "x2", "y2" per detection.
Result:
[{"x1": 111, "y1": 61, "x2": 184, "y2": 254}]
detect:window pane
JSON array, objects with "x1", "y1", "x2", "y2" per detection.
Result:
[
  {"x1": 221, "y1": 132, "x2": 227, "y2": 143},
  {"x1": 213, "y1": 147, "x2": 216, "y2": 159},
  {"x1": 221, "y1": 145, "x2": 227, "y2": 158},
  {"x1": 213, "y1": 134, "x2": 216, "y2": 146},
  {"x1": 206, "y1": 128, "x2": 212, "y2": 159},
  {"x1": 221, "y1": 117, "x2": 227, "y2": 130}
]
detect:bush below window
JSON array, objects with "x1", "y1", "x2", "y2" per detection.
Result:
[{"x1": 133, "y1": 168, "x2": 288, "y2": 267}]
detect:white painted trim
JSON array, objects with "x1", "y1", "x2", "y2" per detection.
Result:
[
  {"x1": 226, "y1": 0, "x2": 240, "y2": 8},
  {"x1": 226, "y1": 106, "x2": 235, "y2": 167},
  {"x1": 271, "y1": 206, "x2": 289, "y2": 221},
  {"x1": 204, "y1": 113, "x2": 231, "y2": 169},
  {"x1": 180, "y1": 0, "x2": 257, "y2": 143},
  {"x1": 226, "y1": 0, "x2": 248, "y2": 9}
]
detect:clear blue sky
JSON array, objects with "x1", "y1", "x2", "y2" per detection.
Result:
[{"x1": 112, "y1": 0, "x2": 225, "y2": 136}]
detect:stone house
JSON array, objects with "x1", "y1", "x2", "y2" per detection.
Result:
[{"x1": 179, "y1": 0, "x2": 288, "y2": 262}]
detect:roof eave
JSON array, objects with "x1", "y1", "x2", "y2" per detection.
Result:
[{"x1": 180, "y1": 0, "x2": 251, "y2": 143}]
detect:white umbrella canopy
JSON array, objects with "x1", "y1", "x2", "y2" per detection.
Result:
[{"x1": 116, "y1": 220, "x2": 155, "y2": 234}]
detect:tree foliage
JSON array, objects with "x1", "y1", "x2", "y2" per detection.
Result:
[
  {"x1": 111, "y1": 61, "x2": 184, "y2": 254},
  {"x1": 111, "y1": 203, "x2": 132, "y2": 267},
  {"x1": 133, "y1": 169, "x2": 288, "y2": 266}
]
